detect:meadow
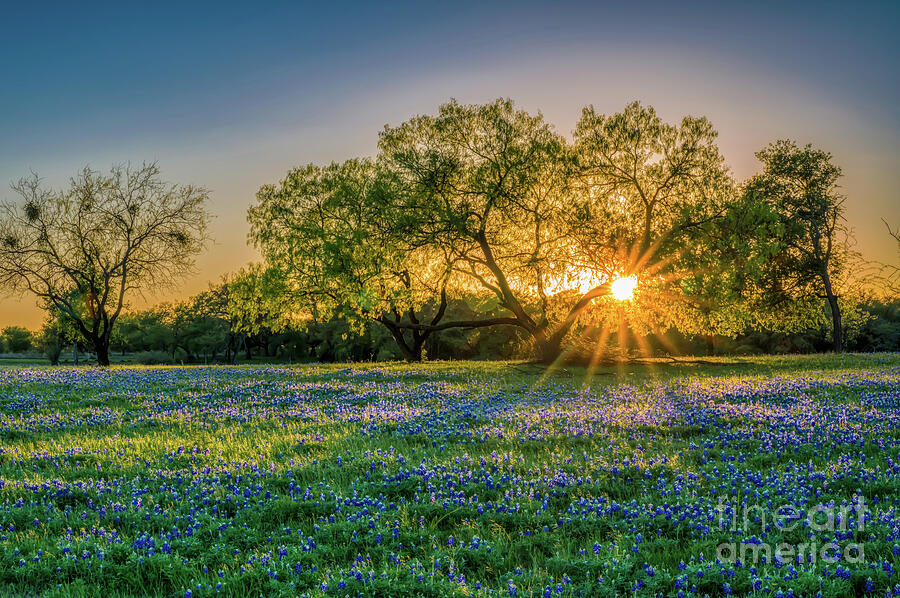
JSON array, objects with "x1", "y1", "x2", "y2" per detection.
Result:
[{"x1": 0, "y1": 355, "x2": 899, "y2": 597}]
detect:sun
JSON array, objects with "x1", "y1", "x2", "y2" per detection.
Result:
[{"x1": 610, "y1": 275, "x2": 638, "y2": 301}]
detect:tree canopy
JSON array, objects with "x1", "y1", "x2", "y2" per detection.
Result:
[
  {"x1": 248, "y1": 159, "x2": 457, "y2": 360},
  {"x1": 249, "y1": 99, "x2": 796, "y2": 362},
  {"x1": 744, "y1": 140, "x2": 849, "y2": 351}
]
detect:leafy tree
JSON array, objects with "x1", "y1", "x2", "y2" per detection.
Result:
[
  {"x1": 378, "y1": 99, "x2": 576, "y2": 361},
  {"x1": 185, "y1": 284, "x2": 232, "y2": 362},
  {"x1": 0, "y1": 325, "x2": 33, "y2": 353},
  {"x1": 570, "y1": 101, "x2": 757, "y2": 346},
  {"x1": 0, "y1": 163, "x2": 210, "y2": 365},
  {"x1": 249, "y1": 159, "x2": 465, "y2": 361},
  {"x1": 850, "y1": 298, "x2": 900, "y2": 352},
  {"x1": 380, "y1": 99, "x2": 754, "y2": 361},
  {"x1": 225, "y1": 265, "x2": 294, "y2": 356},
  {"x1": 161, "y1": 287, "x2": 231, "y2": 363},
  {"x1": 744, "y1": 141, "x2": 849, "y2": 351},
  {"x1": 35, "y1": 311, "x2": 79, "y2": 364},
  {"x1": 111, "y1": 310, "x2": 171, "y2": 355}
]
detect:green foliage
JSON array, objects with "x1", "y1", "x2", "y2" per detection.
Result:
[
  {"x1": 249, "y1": 159, "x2": 458, "y2": 360},
  {"x1": 249, "y1": 160, "x2": 440, "y2": 329},
  {"x1": 34, "y1": 311, "x2": 80, "y2": 365},
  {"x1": 379, "y1": 98, "x2": 572, "y2": 304},
  {"x1": 132, "y1": 350, "x2": 174, "y2": 365},
  {"x1": 251, "y1": 98, "x2": 793, "y2": 362},
  {"x1": 743, "y1": 140, "x2": 850, "y2": 350},
  {"x1": 847, "y1": 298, "x2": 900, "y2": 351},
  {"x1": 226, "y1": 265, "x2": 296, "y2": 335},
  {"x1": 0, "y1": 325, "x2": 32, "y2": 353}
]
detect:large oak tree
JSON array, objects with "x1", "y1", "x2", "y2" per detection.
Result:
[{"x1": 381, "y1": 99, "x2": 750, "y2": 361}]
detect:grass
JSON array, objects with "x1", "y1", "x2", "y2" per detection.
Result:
[{"x1": 0, "y1": 354, "x2": 898, "y2": 597}]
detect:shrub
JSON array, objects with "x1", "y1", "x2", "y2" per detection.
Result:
[{"x1": 133, "y1": 350, "x2": 174, "y2": 365}]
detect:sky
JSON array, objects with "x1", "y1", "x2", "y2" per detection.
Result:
[{"x1": 1, "y1": 0, "x2": 898, "y2": 329}]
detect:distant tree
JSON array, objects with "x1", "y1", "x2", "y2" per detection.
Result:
[
  {"x1": 0, "y1": 163, "x2": 210, "y2": 365},
  {"x1": 36, "y1": 326, "x2": 64, "y2": 365},
  {"x1": 163, "y1": 288, "x2": 231, "y2": 363},
  {"x1": 35, "y1": 311, "x2": 78, "y2": 364},
  {"x1": 850, "y1": 297, "x2": 900, "y2": 352},
  {"x1": 0, "y1": 325, "x2": 33, "y2": 353},
  {"x1": 744, "y1": 141, "x2": 848, "y2": 351},
  {"x1": 111, "y1": 309, "x2": 171, "y2": 355},
  {"x1": 224, "y1": 265, "x2": 295, "y2": 360}
]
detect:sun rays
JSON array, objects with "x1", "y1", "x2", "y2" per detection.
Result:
[{"x1": 535, "y1": 233, "x2": 730, "y2": 389}]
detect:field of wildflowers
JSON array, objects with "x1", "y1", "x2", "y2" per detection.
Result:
[{"x1": 0, "y1": 355, "x2": 898, "y2": 597}]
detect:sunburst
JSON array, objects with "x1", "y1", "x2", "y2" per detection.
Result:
[
  {"x1": 537, "y1": 231, "x2": 722, "y2": 388},
  {"x1": 610, "y1": 275, "x2": 637, "y2": 301}
]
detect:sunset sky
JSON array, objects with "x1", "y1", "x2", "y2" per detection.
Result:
[{"x1": 1, "y1": 0, "x2": 898, "y2": 329}]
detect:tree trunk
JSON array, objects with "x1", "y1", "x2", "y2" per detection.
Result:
[
  {"x1": 48, "y1": 344, "x2": 62, "y2": 366},
  {"x1": 396, "y1": 333, "x2": 424, "y2": 362},
  {"x1": 826, "y1": 292, "x2": 843, "y2": 352},
  {"x1": 705, "y1": 335, "x2": 715, "y2": 356},
  {"x1": 94, "y1": 337, "x2": 111, "y2": 367},
  {"x1": 231, "y1": 338, "x2": 241, "y2": 365},
  {"x1": 823, "y1": 272, "x2": 843, "y2": 352},
  {"x1": 531, "y1": 282, "x2": 613, "y2": 364},
  {"x1": 403, "y1": 347, "x2": 423, "y2": 362},
  {"x1": 381, "y1": 320, "x2": 425, "y2": 362},
  {"x1": 73, "y1": 343, "x2": 79, "y2": 366},
  {"x1": 535, "y1": 332, "x2": 563, "y2": 364},
  {"x1": 410, "y1": 334, "x2": 426, "y2": 362}
]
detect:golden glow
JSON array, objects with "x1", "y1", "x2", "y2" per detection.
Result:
[
  {"x1": 610, "y1": 275, "x2": 638, "y2": 301},
  {"x1": 554, "y1": 268, "x2": 601, "y2": 295},
  {"x1": 574, "y1": 270, "x2": 599, "y2": 295}
]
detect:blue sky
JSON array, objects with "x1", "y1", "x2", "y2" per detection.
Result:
[{"x1": 1, "y1": 0, "x2": 898, "y2": 327}]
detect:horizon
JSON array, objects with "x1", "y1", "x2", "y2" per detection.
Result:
[{"x1": 2, "y1": 0, "x2": 898, "y2": 329}]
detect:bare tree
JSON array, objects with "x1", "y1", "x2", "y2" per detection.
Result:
[{"x1": 0, "y1": 163, "x2": 210, "y2": 366}]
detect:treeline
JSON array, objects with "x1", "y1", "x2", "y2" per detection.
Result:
[
  {"x1": 108, "y1": 296, "x2": 900, "y2": 360},
  {"x1": 1, "y1": 99, "x2": 898, "y2": 365},
  {"x1": 8, "y1": 295, "x2": 897, "y2": 364}
]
